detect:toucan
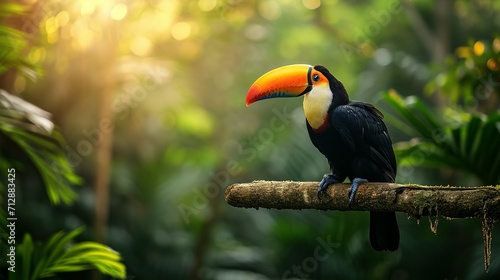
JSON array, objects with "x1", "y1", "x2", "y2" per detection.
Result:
[{"x1": 245, "y1": 64, "x2": 399, "y2": 251}]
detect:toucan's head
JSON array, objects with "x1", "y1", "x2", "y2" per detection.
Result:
[{"x1": 246, "y1": 64, "x2": 348, "y2": 130}]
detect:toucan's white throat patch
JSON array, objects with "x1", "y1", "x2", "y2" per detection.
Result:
[{"x1": 302, "y1": 84, "x2": 332, "y2": 130}]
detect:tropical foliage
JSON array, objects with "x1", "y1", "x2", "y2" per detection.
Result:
[
  {"x1": 0, "y1": 89, "x2": 80, "y2": 205},
  {"x1": 12, "y1": 227, "x2": 125, "y2": 280},
  {"x1": 0, "y1": 2, "x2": 38, "y2": 79},
  {"x1": 1, "y1": 2, "x2": 125, "y2": 279},
  {"x1": 385, "y1": 37, "x2": 500, "y2": 186},
  {"x1": 385, "y1": 90, "x2": 500, "y2": 185}
]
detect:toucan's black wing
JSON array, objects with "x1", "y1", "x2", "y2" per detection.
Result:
[
  {"x1": 331, "y1": 101, "x2": 399, "y2": 251},
  {"x1": 330, "y1": 101, "x2": 396, "y2": 182}
]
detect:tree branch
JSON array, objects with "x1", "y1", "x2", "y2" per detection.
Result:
[
  {"x1": 225, "y1": 181, "x2": 500, "y2": 219},
  {"x1": 225, "y1": 181, "x2": 500, "y2": 271}
]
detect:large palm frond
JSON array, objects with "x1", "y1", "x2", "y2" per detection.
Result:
[
  {"x1": 0, "y1": 89, "x2": 80, "y2": 205},
  {"x1": 384, "y1": 91, "x2": 500, "y2": 185}
]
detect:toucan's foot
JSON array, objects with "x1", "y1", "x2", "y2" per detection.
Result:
[
  {"x1": 318, "y1": 174, "x2": 340, "y2": 199},
  {"x1": 349, "y1": 178, "x2": 368, "y2": 206}
]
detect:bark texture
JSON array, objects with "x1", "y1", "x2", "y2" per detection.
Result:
[{"x1": 226, "y1": 181, "x2": 500, "y2": 219}]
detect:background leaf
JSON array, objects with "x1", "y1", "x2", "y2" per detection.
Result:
[
  {"x1": 384, "y1": 91, "x2": 500, "y2": 185},
  {"x1": 12, "y1": 227, "x2": 126, "y2": 280}
]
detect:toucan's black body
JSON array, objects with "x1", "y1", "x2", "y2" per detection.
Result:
[{"x1": 307, "y1": 66, "x2": 399, "y2": 251}]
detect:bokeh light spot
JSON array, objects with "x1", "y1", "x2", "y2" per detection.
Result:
[
  {"x1": 80, "y1": 1, "x2": 95, "y2": 16},
  {"x1": 302, "y1": 0, "x2": 321, "y2": 10},
  {"x1": 47, "y1": 32, "x2": 58, "y2": 44},
  {"x1": 493, "y1": 38, "x2": 500, "y2": 52},
  {"x1": 487, "y1": 58, "x2": 499, "y2": 71},
  {"x1": 473, "y1": 41, "x2": 485, "y2": 56},
  {"x1": 56, "y1": 11, "x2": 70, "y2": 27},
  {"x1": 45, "y1": 16, "x2": 58, "y2": 34},
  {"x1": 171, "y1": 22, "x2": 191, "y2": 41},
  {"x1": 374, "y1": 48, "x2": 392, "y2": 66},
  {"x1": 456, "y1": 46, "x2": 470, "y2": 58},
  {"x1": 130, "y1": 36, "x2": 152, "y2": 57},
  {"x1": 198, "y1": 0, "x2": 217, "y2": 12},
  {"x1": 245, "y1": 24, "x2": 268, "y2": 41},
  {"x1": 70, "y1": 20, "x2": 95, "y2": 50},
  {"x1": 259, "y1": 0, "x2": 281, "y2": 21},
  {"x1": 29, "y1": 47, "x2": 46, "y2": 63},
  {"x1": 111, "y1": 3, "x2": 128, "y2": 21},
  {"x1": 176, "y1": 106, "x2": 214, "y2": 137}
]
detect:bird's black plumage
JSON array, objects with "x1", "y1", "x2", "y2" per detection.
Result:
[{"x1": 307, "y1": 65, "x2": 399, "y2": 251}]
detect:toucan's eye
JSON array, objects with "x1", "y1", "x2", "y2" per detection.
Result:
[{"x1": 312, "y1": 74, "x2": 320, "y2": 82}]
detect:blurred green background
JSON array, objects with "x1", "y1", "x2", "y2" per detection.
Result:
[{"x1": 1, "y1": 0, "x2": 500, "y2": 279}]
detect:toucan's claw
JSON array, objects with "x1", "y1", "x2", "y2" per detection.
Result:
[
  {"x1": 349, "y1": 178, "x2": 368, "y2": 206},
  {"x1": 317, "y1": 174, "x2": 341, "y2": 199}
]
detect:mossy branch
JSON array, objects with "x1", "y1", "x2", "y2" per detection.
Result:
[
  {"x1": 225, "y1": 181, "x2": 500, "y2": 218},
  {"x1": 225, "y1": 181, "x2": 500, "y2": 271}
]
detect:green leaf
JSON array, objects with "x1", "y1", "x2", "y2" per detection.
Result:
[
  {"x1": 2, "y1": 126, "x2": 80, "y2": 205},
  {"x1": 0, "y1": 3, "x2": 40, "y2": 78},
  {"x1": 15, "y1": 227, "x2": 126, "y2": 280},
  {"x1": 385, "y1": 91, "x2": 500, "y2": 185},
  {"x1": 0, "y1": 90, "x2": 82, "y2": 205},
  {"x1": 0, "y1": 2, "x2": 26, "y2": 17},
  {"x1": 13, "y1": 234, "x2": 34, "y2": 280},
  {"x1": 383, "y1": 90, "x2": 440, "y2": 140},
  {"x1": 464, "y1": 115, "x2": 482, "y2": 157}
]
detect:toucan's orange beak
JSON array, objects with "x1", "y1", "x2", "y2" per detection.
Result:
[{"x1": 246, "y1": 64, "x2": 313, "y2": 106}]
